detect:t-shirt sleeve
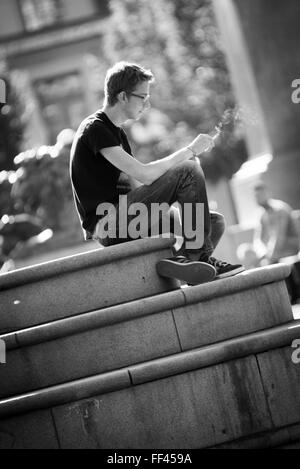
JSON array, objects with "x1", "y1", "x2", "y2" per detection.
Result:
[{"x1": 87, "y1": 121, "x2": 120, "y2": 155}]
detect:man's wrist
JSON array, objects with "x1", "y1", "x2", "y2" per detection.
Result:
[{"x1": 186, "y1": 146, "x2": 198, "y2": 158}]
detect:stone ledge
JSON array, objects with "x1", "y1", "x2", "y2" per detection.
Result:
[
  {"x1": 0, "y1": 369, "x2": 131, "y2": 420},
  {"x1": 0, "y1": 237, "x2": 179, "y2": 334},
  {"x1": 181, "y1": 263, "x2": 291, "y2": 305},
  {"x1": 129, "y1": 320, "x2": 300, "y2": 384},
  {"x1": 211, "y1": 421, "x2": 300, "y2": 449},
  {"x1": 0, "y1": 237, "x2": 176, "y2": 292},
  {"x1": 1, "y1": 289, "x2": 185, "y2": 350},
  {"x1": 0, "y1": 320, "x2": 299, "y2": 419},
  {"x1": 0, "y1": 264, "x2": 291, "y2": 350}
]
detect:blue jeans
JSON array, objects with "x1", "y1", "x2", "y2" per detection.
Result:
[{"x1": 95, "y1": 160, "x2": 225, "y2": 260}]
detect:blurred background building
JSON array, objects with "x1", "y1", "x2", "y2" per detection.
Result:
[
  {"x1": 0, "y1": 0, "x2": 110, "y2": 146},
  {"x1": 0, "y1": 0, "x2": 299, "y2": 272}
]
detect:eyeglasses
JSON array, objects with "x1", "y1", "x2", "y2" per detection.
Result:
[{"x1": 128, "y1": 92, "x2": 150, "y2": 103}]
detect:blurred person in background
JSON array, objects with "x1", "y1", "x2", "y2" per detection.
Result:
[
  {"x1": 237, "y1": 181, "x2": 300, "y2": 303},
  {"x1": 238, "y1": 181, "x2": 299, "y2": 267}
]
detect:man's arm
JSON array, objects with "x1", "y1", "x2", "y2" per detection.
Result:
[
  {"x1": 266, "y1": 209, "x2": 289, "y2": 261},
  {"x1": 252, "y1": 214, "x2": 269, "y2": 260},
  {"x1": 101, "y1": 134, "x2": 214, "y2": 186},
  {"x1": 257, "y1": 213, "x2": 269, "y2": 245}
]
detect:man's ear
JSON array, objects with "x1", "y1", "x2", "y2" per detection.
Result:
[{"x1": 117, "y1": 91, "x2": 127, "y2": 104}]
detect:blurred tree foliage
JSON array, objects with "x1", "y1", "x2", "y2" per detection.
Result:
[
  {"x1": 11, "y1": 135, "x2": 75, "y2": 231},
  {"x1": 0, "y1": 134, "x2": 82, "y2": 262},
  {"x1": 0, "y1": 62, "x2": 27, "y2": 171},
  {"x1": 98, "y1": 0, "x2": 248, "y2": 182},
  {"x1": 0, "y1": 171, "x2": 15, "y2": 217},
  {"x1": 0, "y1": 60, "x2": 81, "y2": 257},
  {"x1": 0, "y1": 60, "x2": 78, "y2": 247}
]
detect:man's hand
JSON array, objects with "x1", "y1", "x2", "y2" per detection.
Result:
[
  {"x1": 188, "y1": 134, "x2": 215, "y2": 156},
  {"x1": 101, "y1": 132, "x2": 215, "y2": 187}
]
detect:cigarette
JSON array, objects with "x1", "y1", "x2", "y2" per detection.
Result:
[{"x1": 211, "y1": 126, "x2": 222, "y2": 140}]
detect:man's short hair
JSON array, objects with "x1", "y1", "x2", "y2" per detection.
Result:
[{"x1": 104, "y1": 61, "x2": 154, "y2": 106}]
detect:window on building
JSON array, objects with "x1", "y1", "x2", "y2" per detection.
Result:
[{"x1": 19, "y1": 0, "x2": 62, "y2": 32}]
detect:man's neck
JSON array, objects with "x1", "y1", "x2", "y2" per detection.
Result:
[{"x1": 101, "y1": 104, "x2": 127, "y2": 127}]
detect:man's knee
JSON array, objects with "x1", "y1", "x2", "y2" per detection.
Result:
[
  {"x1": 177, "y1": 159, "x2": 202, "y2": 172},
  {"x1": 170, "y1": 159, "x2": 205, "y2": 182},
  {"x1": 211, "y1": 212, "x2": 226, "y2": 233}
]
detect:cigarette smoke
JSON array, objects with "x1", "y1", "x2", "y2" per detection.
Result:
[{"x1": 212, "y1": 105, "x2": 263, "y2": 139}]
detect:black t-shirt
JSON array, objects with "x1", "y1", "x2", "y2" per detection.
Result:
[{"x1": 70, "y1": 111, "x2": 133, "y2": 239}]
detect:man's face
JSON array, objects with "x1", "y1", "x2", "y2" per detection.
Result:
[{"x1": 124, "y1": 81, "x2": 151, "y2": 120}]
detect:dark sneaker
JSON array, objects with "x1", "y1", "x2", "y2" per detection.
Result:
[
  {"x1": 156, "y1": 256, "x2": 216, "y2": 286},
  {"x1": 207, "y1": 257, "x2": 245, "y2": 279}
]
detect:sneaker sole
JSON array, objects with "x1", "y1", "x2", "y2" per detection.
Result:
[
  {"x1": 156, "y1": 259, "x2": 216, "y2": 285},
  {"x1": 216, "y1": 265, "x2": 245, "y2": 279}
]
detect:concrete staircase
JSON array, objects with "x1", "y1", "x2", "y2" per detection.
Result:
[{"x1": 0, "y1": 236, "x2": 300, "y2": 449}]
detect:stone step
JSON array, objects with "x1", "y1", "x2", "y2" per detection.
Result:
[
  {"x1": 0, "y1": 264, "x2": 293, "y2": 398},
  {"x1": 0, "y1": 237, "x2": 180, "y2": 334},
  {"x1": 0, "y1": 321, "x2": 299, "y2": 448},
  {"x1": 212, "y1": 422, "x2": 300, "y2": 449}
]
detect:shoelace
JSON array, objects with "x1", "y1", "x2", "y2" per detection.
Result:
[
  {"x1": 207, "y1": 257, "x2": 230, "y2": 268},
  {"x1": 168, "y1": 256, "x2": 195, "y2": 264}
]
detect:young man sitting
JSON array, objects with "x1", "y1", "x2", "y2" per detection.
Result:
[{"x1": 70, "y1": 62, "x2": 244, "y2": 285}]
